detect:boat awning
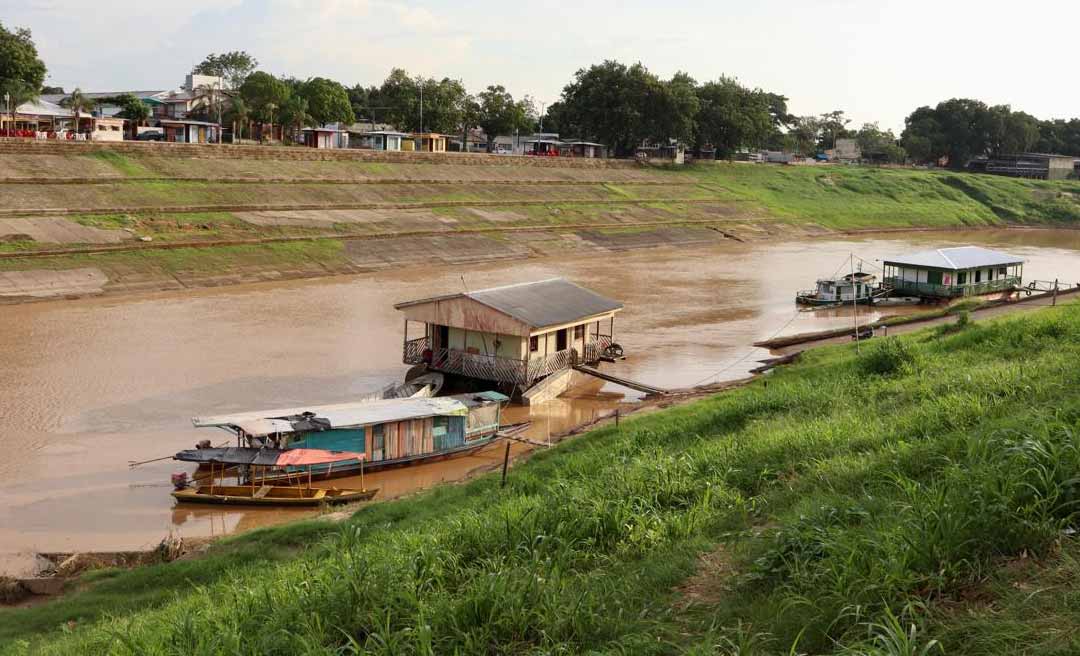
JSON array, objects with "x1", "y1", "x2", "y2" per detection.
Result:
[
  {"x1": 174, "y1": 447, "x2": 364, "y2": 466},
  {"x1": 193, "y1": 396, "x2": 471, "y2": 436}
]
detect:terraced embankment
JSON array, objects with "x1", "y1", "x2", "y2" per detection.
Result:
[{"x1": 2, "y1": 141, "x2": 1080, "y2": 302}]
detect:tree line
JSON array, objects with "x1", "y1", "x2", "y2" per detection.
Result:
[{"x1": 5, "y1": 21, "x2": 1080, "y2": 163}]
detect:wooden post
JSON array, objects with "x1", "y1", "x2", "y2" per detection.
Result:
[
  {"x1": 1053, "y1": 278, "x2": 1059, "y2": 306},
  {"x1": 500, "y1": 441, "x2": 511, "y2": 488},
  {"x1": 615, "y1": 408, "x2": 620, "y2": 427}
]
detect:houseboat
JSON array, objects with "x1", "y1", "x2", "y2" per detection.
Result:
[
  {"x1": 881, "y1": 246, "x2": 1024, "y2": 299},
  {"x1": 186, "y1": 392, "x2": 509, "y2": 480},
  {"x1": 396, "y1": 278, "x2": 624, "y2": 394},
  {"x1": 796, "y1": 271, "x2": 877, "y2": 306}
]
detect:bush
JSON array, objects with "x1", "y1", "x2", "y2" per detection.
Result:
[{"x1": 860, "y1": 338, "x2": 919, "y2": 376}]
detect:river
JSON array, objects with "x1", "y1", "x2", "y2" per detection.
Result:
[{"x1": 2, "y1": 228, "x2": 1080, "y2": 574}]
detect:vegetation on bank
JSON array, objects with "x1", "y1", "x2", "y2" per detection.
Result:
[
  {"x1": 688, "y1": 162, "x2": 1080, "y2": 229},
  {"x1": 4, "y1": 302, "x2": 1080, "y2": 654}
]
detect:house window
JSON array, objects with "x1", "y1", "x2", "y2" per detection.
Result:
[
  {"x1": 975, "y1": 270, "x2": 982, "y2": 283},
  {"x1": 574, "y1": 325, "x2": 585, "y2": 341},
  {"x1": 529, "y1": 335, "x2": 539, "y2": 353},
  {"x1": 999, "y1": 267, "x2": 1007, "y2": 277},
  {"x1": 958, "y1": 272, "x2": 967, "y2": 285}
]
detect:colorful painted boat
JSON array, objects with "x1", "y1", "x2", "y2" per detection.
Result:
[{"x1": 186, "y1": 392, "x2": 511, "y2": 480}]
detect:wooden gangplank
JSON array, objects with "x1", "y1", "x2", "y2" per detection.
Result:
[{"x1": 573, "y1": 366, "x2": 668, "y2": 395}]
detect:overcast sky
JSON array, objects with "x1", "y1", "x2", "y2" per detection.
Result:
[{"x1": 8, "y1": 0, "x2": 1080, "y2": 133}]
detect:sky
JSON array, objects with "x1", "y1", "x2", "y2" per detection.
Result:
[{"x1": 6, "y1": 0, "x2": 1080, "y2": 133}]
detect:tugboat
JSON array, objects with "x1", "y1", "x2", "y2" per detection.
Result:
[{"x1": 796, "y1": 271, "x2": 877, "y2": 307}]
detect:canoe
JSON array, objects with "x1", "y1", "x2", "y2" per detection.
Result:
[{"x1": 171, "y1": 484, "x2": 378, "y2": 507}]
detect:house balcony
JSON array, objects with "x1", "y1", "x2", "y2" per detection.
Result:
[
  {"x1": 883, "y1": 276, "x2": 1020, "y2": 298},
  {"x1": 403, "y1": 335, "x2": 612, "y2": 386}
]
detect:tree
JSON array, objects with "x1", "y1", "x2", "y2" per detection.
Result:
[
  {"x1": 115, "y1": 93, "x2": 150, "y2": 138},
  {"x1": 476, "y1": 85, "x2": 530, "y2": 150},
  {"x1": 224, "y1": 95, "x2": 250, "y2": 142},
  {"x1": 558, "y1": 61, "x2": 660, "y2": 156},
  {"x1": 278, "y1": 95, "x2": 313, "y2": 143},
  {"x1": 790, "y1": 116, "x2": 823, "y2": 156},
  {"x1": 818, "y1": 110, "x2": 853, "y2": 151},
  {"x1": 41, "y1": 85, "x2": 64, "y2": 95},
  {"x1": 299, "y1": 77, "x2": 355, "y2": 126},
  {"x1": 647, "y1": 71, "x2": 699, "y2": 147},
  {"x1": 193, "y1": 51, "x2": 258, "y2": 90},
  {"x1": 239, "y1": 72, "x2": 291, "y2": 141},
  {"x1": 987, "y1": 105, "x2": 1039, "y2": 157},
  {"x1": 694, "y1": 77, "x2": 772, "y2": 158},
  {"x1": 0, "y1": 23, "x2": 47, "y2": 125},
  {"x1": 61, "y1": 88, "x2": 96, "y2": 134},
  {"x1": 855, "y1": 123, "x2": 905, "y2": 164}
]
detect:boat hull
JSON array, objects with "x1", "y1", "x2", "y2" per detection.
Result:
[
  {"x1": 195, "y1": 437, "x2": 497, "y2": 484},
  {"x1": 172, "y1": 485, "x2": 378, "y2": 507}
]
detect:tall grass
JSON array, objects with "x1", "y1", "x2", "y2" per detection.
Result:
[{"x1": 5, "y1": 303, "x2": 1080, "y2": 655}]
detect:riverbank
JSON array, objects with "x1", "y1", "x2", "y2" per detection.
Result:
[
  {"x1": 4, "y1": 298, "x2": 1079, "y2": 654},
  {"x1": 3, "y1": 143, "x2": 1080, "y2": 303}
]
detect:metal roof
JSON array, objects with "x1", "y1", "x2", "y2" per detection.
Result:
[
  {"x1": 469, "y1": 278, "x2": 622, "y2": 328},
  {"x1": 395, "y1": 278, "x2": 623, "y2": 329},
  {"x1": 192, "y1": 392, "x2": 506, "y2": 436},
  {"x1": 883, "y1": 246, "x2": 1024, "y2": 270}
]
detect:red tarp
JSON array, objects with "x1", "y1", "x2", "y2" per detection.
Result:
[{"x1": 275, "y1": 449, "x2": 366, "y2": 466}]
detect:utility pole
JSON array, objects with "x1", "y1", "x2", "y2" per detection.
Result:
[
  {"x1": 851, "y1": 253, "x2": 860, "y2": 353},
  {"x1": 419, "y1": 84, "x2": 423, "y2": 134},
  {"x1": 1053, "y1": 278, "x2": 1059, "y2": 306}
]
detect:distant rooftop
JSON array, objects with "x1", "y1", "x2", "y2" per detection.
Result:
[{"x1": 883, "y1": 246, "x2": 1024, "y2": 270}]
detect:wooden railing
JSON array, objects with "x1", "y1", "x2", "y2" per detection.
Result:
[
  {"x1": 404, "y1": 335, "x2": 612, "y2": 386},
  {"x1": 403, "y1": 336, "x2": 430, "y2": 364},
  {"x1": 884, "y1": 276, "x2": 1020, "y2": 298}
]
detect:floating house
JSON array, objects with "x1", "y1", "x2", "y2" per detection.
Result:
[
  {"x1": 191, "y1": 392, "x2": 508, "y2": 476},
  {"x1": 882, "y1": 246, "x2": 1024, "y2": 298},
  {"x1": 396, "y1": 278, "x2": 623, "y2": 390}
]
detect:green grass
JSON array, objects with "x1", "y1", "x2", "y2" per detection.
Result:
[
  {"x1": 86, "y1": 152, "x2": 152, "y2": 178},
  {"x1": 5, "y1": 301, "x2": 1080, "y2": 654},
  {"x1": 683, "y1": 163, "x2": 1080, "y2": 229}
]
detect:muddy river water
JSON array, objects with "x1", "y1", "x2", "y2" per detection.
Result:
[{"x1": 3, "y1": 228, "x2": 1080, "y2": 574}]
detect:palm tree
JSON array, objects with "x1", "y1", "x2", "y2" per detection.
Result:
[
  {"x1": 61, "y1": 87, "x2": 96, "y2": 137},
  {"x1": 226, "y1": 95, "x2": 249, "y2": 143},
  {"x1": 279, "y1": 96, "x2": 312, "y2": 145}
]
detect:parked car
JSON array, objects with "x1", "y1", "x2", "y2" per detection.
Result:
[
  {"x1": 135, "y1": 131, "x2": 164, "y2": 142},
  {"x1": 492, "y1": 144, "x2": 512, "y2": 155}
]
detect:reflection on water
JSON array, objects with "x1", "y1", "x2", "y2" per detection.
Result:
[{"x1": 1, "y1": 228, "x2": 1079, "y2": 569}]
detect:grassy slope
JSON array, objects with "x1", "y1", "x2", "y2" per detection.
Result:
[
  {"x1": 686, "y1": 163, "x2": 1080, "y2": 229},
  {"x1": 4, "y1": 302, "x2": 1080, "y2": 655}
]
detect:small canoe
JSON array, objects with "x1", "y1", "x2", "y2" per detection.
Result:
[{"x1": 171, "y1": 485, "x2": 378, "y2": 507}]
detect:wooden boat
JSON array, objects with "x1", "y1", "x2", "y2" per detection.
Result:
[
  {"x1": 186, "y1": 392, "x2": 513, "y2": 480},
  {"x1": 796, "y1": 271, "x2": 877, "y2": 307},
  {"x1": 171, "y1": 447, "x2": 377, "y2": 508},
  {"x1": 172, "y1": 485, "x2": 377, "y2": 507}
]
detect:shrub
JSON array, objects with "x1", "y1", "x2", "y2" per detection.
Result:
[{"x1": 860, "y1": 338, "x2": 919, "y2": 376}]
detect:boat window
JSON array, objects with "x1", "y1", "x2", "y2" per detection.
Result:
[
  {"x1": 372, "y1": 424, "x2": 384, "y2": 452},
  {"x1": 529, "y1": 335, "x2": 539, "y2": 353},
  {"x1": 433, "y1": 416, "x2": 449, "y2": 437}
]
